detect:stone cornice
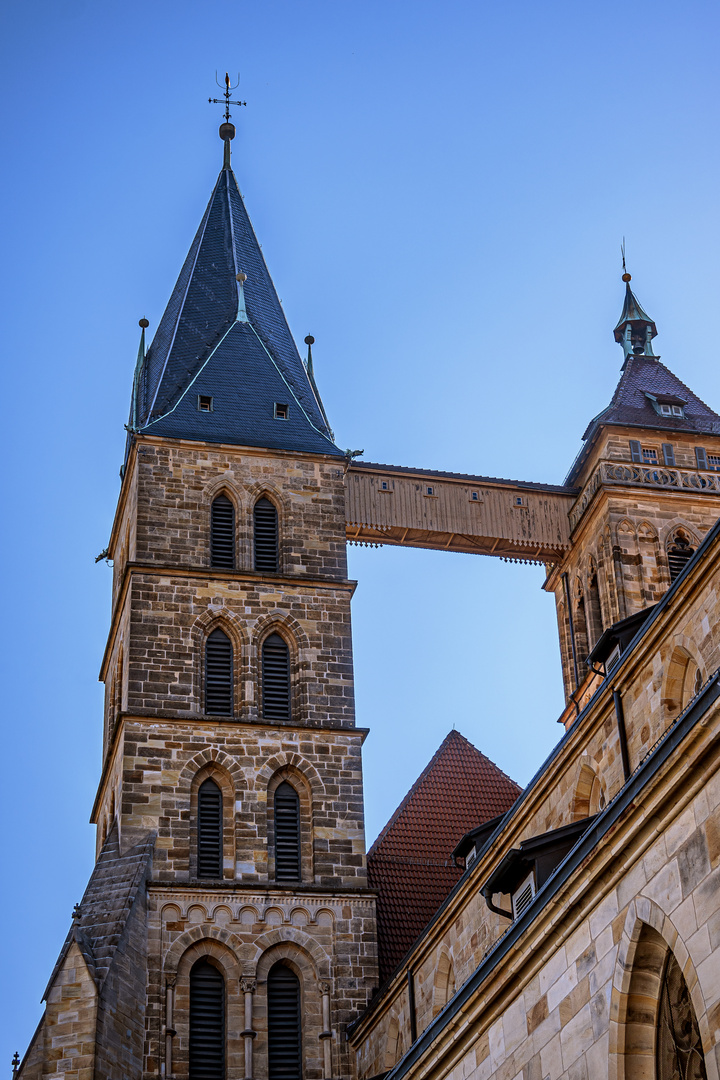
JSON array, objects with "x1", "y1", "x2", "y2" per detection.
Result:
[
  {"x1": 99, "y1": 562, "x2": 357, "y2": 681},
  {"x1": 91, "y1": 713, "x2": 369, "y2": 822}
]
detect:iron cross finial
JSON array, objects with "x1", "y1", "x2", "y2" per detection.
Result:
[{"x1": 208, "y1": 71, "x2": 246, "y2": 124}]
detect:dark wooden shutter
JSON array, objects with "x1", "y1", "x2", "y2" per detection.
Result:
[
  {"x1": 667, "y1": 537, "x2": 694, "y2": 582},
  {"x1": 696, "y1": 447, "x2": 708, "y2": 470},
  {"x1": 629, "y1": 440, "x2": 642, "y2": 463},
  {"x1": 254, "y1": 497, "x2": 279, "y2": 572},
  {"x1": 267, "y1": 963, "x2": 302, "y2": 1080},
  {"x1": 262, "y1": 633, "x2": 291, "y2": 720},
  {"x1": 206, "y1": 629, "x2": 233, "y2": 715},
  {"x1": 662, "y1": 443, "x2": 675, "y2": 467},
  {"x1": 211, "y1": 495, "x2": 235, "y2": 569},
  {"x1": 197, "y1": 778, "x2": 222, "y2": 878},
  {"x1": 274, "y1": 781, "x2": 301, "y2": 881},
  {"x1": 190, "y1": 959, "x2": 225, "y2": 1080}
]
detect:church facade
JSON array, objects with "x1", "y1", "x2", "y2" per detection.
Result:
[{"x1": 14, "y1": 117, "x2": 720, "y2": 1080}]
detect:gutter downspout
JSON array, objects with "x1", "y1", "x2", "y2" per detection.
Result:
[
  {"x1": 613, "y1": 689, "x2": 631, "y2": 781},
  {"x1": 407, "y1": 970, "x2": 418, "y2": 1044},
  {"x1": 480, "y1": 886, "x2": 513, "y2": 920},
  {"x1": 562, "y1": 572, "x2": 581, "y2": 690}
]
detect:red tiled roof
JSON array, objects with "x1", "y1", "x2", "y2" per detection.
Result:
[{"x1": 367, "y1": 730, "x2": 521, "y2": 984}]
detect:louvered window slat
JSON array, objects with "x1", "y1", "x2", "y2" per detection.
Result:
[
  {"x1": 190, "y1": 959, "x2": 225, "y2": 1080},
  {"x1": 206, "y1": 629, "x2": 233, "y2": 715},
  {"x1": 262, "y1": 633, "x2": 291, "y2": 720},
  {"x1": 274, "y1": 781, "x2": 301, "y2": 881},
  {"x1": 268, "y1": 963, "x2": 302, "y2": 1080},
  {"x1": 254, "y1": 497, "x2": 279, "y2": 573},
  {"x1": 198, "y1": 778, "x2": 222, "y2": 878},
  {"x1": 211, "y1": 495, "x2": 235, "y2": 569},
  {"x1": 668, "y1": 543, "x2": 694, "y2": 582}
]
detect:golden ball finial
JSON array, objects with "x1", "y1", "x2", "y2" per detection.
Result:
[
  {"x1": 622, "y1": 272, "x2": 632, "y2": 283},
  {"x1": 139, "y1": 318, "x2": 149, "y2": 328},
  {"x1": 304, "y1": 335, "x2": 315, "y2": 345},
  {"x1": 236, "y1": 272, "x2": 247, "y2": 283}
]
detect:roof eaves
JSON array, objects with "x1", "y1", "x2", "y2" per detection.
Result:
[{"x1": 379, "y1": 670, "x2": 720, "y2": 1079}]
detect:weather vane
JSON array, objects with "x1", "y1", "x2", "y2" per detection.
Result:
[
  {"x1": 621, "y1": 238, "x2": 631, "y2": 283},
  {"x1": 209, "y1": 72, "x2": 246, "y2": 124}
]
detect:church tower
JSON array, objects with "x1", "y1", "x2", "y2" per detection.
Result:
[
  {"x1": 546, "y1": 272, "x2": 720, "y2": 702},
  {"x1": 17, "y1": 110, "x2": 377, "y2": 1080}
]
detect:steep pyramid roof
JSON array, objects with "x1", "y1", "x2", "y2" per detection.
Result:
[
  {"x1": 131, "y1": 156, "x2": 341, "y2": 457},
  {"x1": 367, "y1": 730, "x2": 521, "y2": 985}
]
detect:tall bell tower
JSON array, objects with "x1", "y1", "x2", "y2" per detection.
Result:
[
  {"x1": 17, "y1": 107, "x2": 377, "y2": 1080},
  {"x1": 545, "y1": 271, "x2": 720, "y2": 704}
]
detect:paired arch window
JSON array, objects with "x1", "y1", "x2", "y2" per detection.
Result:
[
  {"x1": 254, "y1": 497, "x2": 279, "y2": 572},
  {"x1": 274, "y1": 781, "x2": 301, "y2": 881},
  {"x1": 262, "y1": 633, "x2": 291, "y2": 720},
  {"x1": 267, "y1": 962, "x2": 302, "y2": 1080},
  {"x1": 211, "y1": 495, "x2": 235, "y2": 569},
  {"x1": 189, "y1": 958, "x2": 225, "y2": 1080},
  {"x1": 197, "y1": 778, "x2": 223, "y2": 878},
  {"x1": 205, "y1": 629, "x2": 233, "y2": 715}
]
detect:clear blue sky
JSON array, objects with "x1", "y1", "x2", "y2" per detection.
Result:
[{"x1": 2, "y1": 0, "x2": 720, "y2": 1060}]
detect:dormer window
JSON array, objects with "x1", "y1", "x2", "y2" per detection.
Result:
[
  {"x1": 645, "y1": 392, "x2": 686, "y2": 419},
  {"x1": 274, "y1": 403, "x2": 289, "y2": 420},
  {"x1": 198, "y1": 395, "x2": 213, "y2": 412}
]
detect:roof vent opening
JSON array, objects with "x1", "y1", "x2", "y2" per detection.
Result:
[
  {"x1": 198, "y1": 395, "x2": 213, "y2": 413},
  {"x1": 274, "y1": 403, "x2": 289, "y2": 420},
  {"x1": 512, "y1": 872, "x2": 536, "y2": 919}
]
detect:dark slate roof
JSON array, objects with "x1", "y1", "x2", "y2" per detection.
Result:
[
  {"x1": 43, "y1": 825, "x2": 154, "y2": 999},
  {"x1": 132, "y1": 163, "x2": 341, "y2": 457},
  {"x1": 367, "y1": 730, "x2": 521, "y2": 985},
  {"x1": 566, "y1": 355, "x2": 720, "y2": 484}
]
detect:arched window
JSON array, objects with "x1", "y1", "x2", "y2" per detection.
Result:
[
  {"x1": 254, "y1": 497, "x2": 279, "y2": 573},
  {"x1": 657, "y1": 951, "x2": 707, "y2": 1080},
  {"x1": 189, "y1": 958, "x2": 225, "y2": 1080},
  {"x1": 667, "y1": 531, "x2": 695, "y2": 582},
  {"x1": 197, "y1": 778, "x2": 223, "y2": 879},
  {"x1": 262, "y1": 633, "x2": 291, "y2": 720},
  {"x1": 205, "y1": 629, "x2": 233, "y2": 715},
  {"x1": 274, "y1": 781, "x2": 301, "y2": 881},
  {"x1": 211, "y1": 494, "x2": 235, "y2": 570},
  {"x1": 267, "y1": 963, "x2": 302, "y2": 1080}
]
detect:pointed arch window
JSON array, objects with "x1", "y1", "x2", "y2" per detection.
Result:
[
  {"x1": 205, "y1": 629, "x2": 233, "y2": 715},
  {"x1": 211, "y1": 495, "x2": 235, "y2": 570},
  {"x1": 657, "y1": 951, "x2": 707, "y2": 1080},
  {"x1": 254, "y1": 497, "x2": 279, "y2": 573},
  {"x1": 189, "y1": 958, "x2": 225, "y2": 1080},
  {"x1": 667, "y1": 533, "x2": 695, "y2": 582},
  {"x1": 262, "y1": 633, "x2": 291, "y2": 720},
  {"x1": 274, "y1": 781, "x2": 301, "y2": 881},
  {"x1": 267, "y1": 962, "x2": 302, "y2": 1080},
  {"x1": 197, "y1": 778, "x2": 223, "y2": 879}
]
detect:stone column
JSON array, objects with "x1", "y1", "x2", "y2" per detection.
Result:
[
  {"x1": 165, "y1": 979, "x2": 176, "y2": 1078},
  {"x1": 241, "y1": 977, "x2": 257, "y2": 1079},
  {"x1": 319, "y1": 981, "x2": 332, "y2": 1079}
]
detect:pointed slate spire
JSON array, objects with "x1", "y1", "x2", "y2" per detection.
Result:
[
  {"x1": 613, "y1": 273, "x2": 658, "y2": 359},
  {"x1": 130, "y1": 127, "x2": 342, "y2": 457}
]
